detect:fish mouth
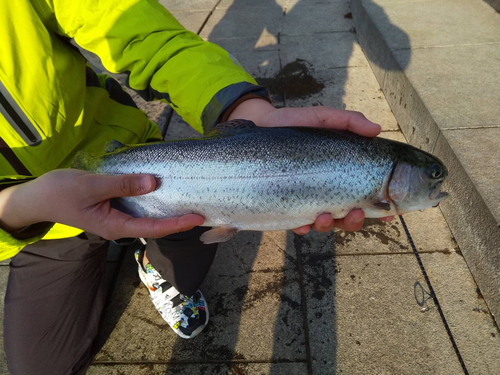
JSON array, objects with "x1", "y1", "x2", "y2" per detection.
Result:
[{"x1": 429, "y1": 181, "x2": 449, "y2": 203}]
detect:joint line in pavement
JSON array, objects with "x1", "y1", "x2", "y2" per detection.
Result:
[{"x1": 399, "y1": 215, "x2": 469, "y2": 375}]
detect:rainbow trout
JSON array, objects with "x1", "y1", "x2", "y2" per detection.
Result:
[{"x1": 72, "y1": 120, "x2": 448, "y2": 243}]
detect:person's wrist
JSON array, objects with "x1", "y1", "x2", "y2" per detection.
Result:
[
  {"x1": 226, "y1": 98, "x2": 275, "y2": 126},
  {"x1": 0, "y1": 180, "x2": 40, "y2": 231}
]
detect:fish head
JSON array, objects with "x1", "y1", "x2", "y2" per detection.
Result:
[{"x1": 387, "y1": 148, "x2": 449, "y2": 214}]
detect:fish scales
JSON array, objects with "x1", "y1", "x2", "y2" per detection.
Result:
[{"x1": 75, "y1": 125, "x2": 397, "y2": 231}]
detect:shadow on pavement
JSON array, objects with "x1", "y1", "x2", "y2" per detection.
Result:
[{"x1": 162, "y1": 0, "x2": 411, "y2": 373}]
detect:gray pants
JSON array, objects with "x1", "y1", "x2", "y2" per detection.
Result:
[{"x1": 3, "y1": 228, "x2": 217, "y2": 375}]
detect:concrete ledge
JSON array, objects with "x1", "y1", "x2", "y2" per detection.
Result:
[
  {"x1": 352, "y1": 0, "x2": 500, "y2": 326},
  {"x1": 483, "y1": 0, "x2": 500, "y2": 12},
  {"x1": 434, "y1": 133, "x2": 500, "y2": 320}
]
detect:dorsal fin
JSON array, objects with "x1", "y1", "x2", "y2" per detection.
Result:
[
  {"x1": 206, "y1": 119, "x2": 258, "y2": 137},
  {"x1": 105, "y1": 140, "x2": 126, "y2": 153}
]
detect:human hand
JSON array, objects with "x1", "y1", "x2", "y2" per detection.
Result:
[
  {"x1": 227, "y1": 98, "x2": 382, "y2": 137},
  {"x1": 0, "y1": 169, "x2": 205, "y2": 240},
  {"x1": 227, "y1": 98, "x2": 394, "y2": 234}
]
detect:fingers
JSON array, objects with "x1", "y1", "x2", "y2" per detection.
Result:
[
  {"x1": 293, "y1": 211, "x2": 363, "y2": 236},
  {"x1": 259, "y1": 107, "x2": 381, "y2": 139},
  {"x1": 334, "y1": 209, "x2": 365, "y2": 232},
  {"x1": 90, "y1": 174, "x2": 157, "y2": 201},
  {"x1": 292, "y1": 225, "x2": 311, "y2": 235},
  {"x1": 380, "y1": 216, "x2": 394, "y2": 222},
  {"x1": 315, "y1": 108, "x2": 381, "y2": 137},
  {"x1": 312, "y1": 213, "x2": 335, "y2": 232},
  {"x1": 279, "y1": 107, "x2": 381, "y2": 138},
  {"x1": 343, "y1": 111, "x2": 381, "y2": 138},
  {"x1": 292, "y1": 213, "x2": 333, "y2": 235},
  {"x1": 100, "y1": 211, "x2": 205, "y2": 240}
]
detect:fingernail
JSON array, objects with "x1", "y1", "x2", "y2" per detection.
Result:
[{"x1": 141, "y1": 176, "x2": 152, "y2": 192}]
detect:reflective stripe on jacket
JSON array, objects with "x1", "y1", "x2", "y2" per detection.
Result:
[{"x1": 0, "y1": 0, "x2": 268, "y2": 259}]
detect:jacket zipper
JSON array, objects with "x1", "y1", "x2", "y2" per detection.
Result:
[{"x1": 0, "y1": 80, "x2": 42, "y2": 147}]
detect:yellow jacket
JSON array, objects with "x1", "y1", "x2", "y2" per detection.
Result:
[{"x1": 0, "y1": 0, "x2": 268, "y2": 259}]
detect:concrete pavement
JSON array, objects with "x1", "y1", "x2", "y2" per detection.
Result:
[
  {"x1": 351, "y1": 0, "x2": 500, "y2": 324},
  {"x1": 92, "y1": 0, "x2": 500, "y2": 373},
  {"x1": 0, "y1": 0, "x2": 499, "y2": 374}
]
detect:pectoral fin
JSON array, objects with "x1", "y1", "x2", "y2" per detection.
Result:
[
  {"x1": 372, "y1": 200, "x2": 392, "y2": 211},
  {"x1": 200, "y1": 227, "x2": 239, "y2": 244}
]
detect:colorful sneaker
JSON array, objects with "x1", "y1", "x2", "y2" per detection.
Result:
[{"x1": 134, "y1": 249, "x2": 209, "y2": 339}]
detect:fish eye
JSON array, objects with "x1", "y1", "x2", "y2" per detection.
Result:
[{"x1": 429, "y1": 163, "x2": 443, "y2": 179}]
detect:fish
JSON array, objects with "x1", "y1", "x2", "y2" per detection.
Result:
[{"x1": 72, "y1": 120, "x2": 449, "y2": 244}]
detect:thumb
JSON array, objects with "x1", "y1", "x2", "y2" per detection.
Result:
[{"x1": 90, "y1": 174, "x2": 157, "y2": 201}]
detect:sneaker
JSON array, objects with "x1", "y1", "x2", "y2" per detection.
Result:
[{"x1": 134, "y1": 249, "x2": 209, "y2": 339}]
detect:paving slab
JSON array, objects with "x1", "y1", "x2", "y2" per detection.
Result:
[
  {"x1": 284, "y1": 67, "x2": 399, "y2": 130},
  {"x1": 399, "y1": 208, "x2": 459, "y2": 254},
  {"x1": 392, "y1": 44, "x2": 500, "y2": 129},
  {"x1": 301, "y1": 253, "x2": 464, "y2": 374},
  {"x1": 205, "y1": 35, "x2": 279, "y2": 53},
  {"x1": 159, "y1": 0, "x2": 219, "y2": 11},
  {"x1": 88, "y1": 362, "x2": 309, "y2": 375},
  {"x1": 378, "y1": 129, "x2": 406, "y2": 142},
  {"x1": 280, "y1": 32, "x2": 369, "y2": 70},
  {"x1": 301, "y1": 218, "x2": 410, "y2": 256},
  {"x1": 352, "y1": 0, "x2": 500, "y2": 326},
  {"x1": 200, "y1": 8, "x2": 284, "y2": 39},
  {"x1": 299, "y1": 206, "x2": 455, "y2": 258},
  {"x1": 281, "y1": 2, "x2": 352, "y2": 35},
  {"x1": 95, "y1": 231, "x2": 306, "y2": 363},
  {"x1": 363, "y1": 0, "x2": 500, "y2": 49},
  {"x1": 442, "y1": 128, "x2": 500, "y2": 224},
  {"x1": 217, "y1": 0, "x2": 288, "y2": 10},
  {"x1": 363, "y1": 0, "x2": 434, "y2": 4},
  {"x1": 230, "y1": 50, "x2": 282, "y2": 79},
  {"x1": 170, "y1": 10, "x2": 211, "y2": 34},
  {"x1": 420, "y1": 252, "x2": 500, "y2": 374}
]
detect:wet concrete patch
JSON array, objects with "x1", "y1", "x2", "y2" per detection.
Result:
[
  {"x1": 299, "y1": 218, "x2": 411, "y2": 256},
  {"x1": 256, "y1": 59, "x2": 325, "y2": 100}
]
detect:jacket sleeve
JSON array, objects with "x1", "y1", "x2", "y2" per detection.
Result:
[
  {"x1": 0, "y1": 176, "x2": 53, "y2": 260},
  {"x1": 44, "y1": 0, "x2": 270, "y2": 134}
]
